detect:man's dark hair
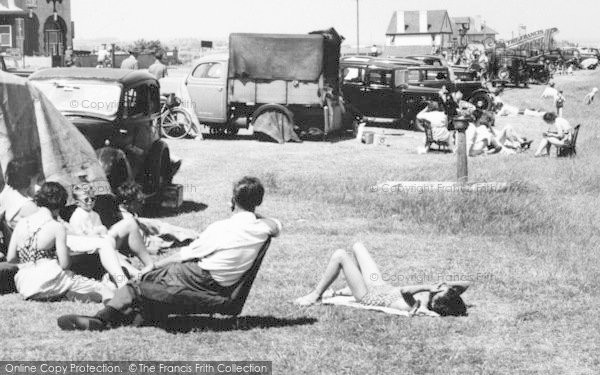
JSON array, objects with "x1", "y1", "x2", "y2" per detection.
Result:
[
  {"x1": 34, "y1": 182, "x2": 67, "y2": 211},
  {"x1": 543, "y1": 112, "x2": 557, "y2": 123},
  {"x1": 5, "y1": 159, "x2": 40, "y2": 190},
  {"x1": 155, "y1": 52, "x2": 164, "y2": 61},
  {"x1": 115, "y1": 181, "x2": 145, "y2": 211},
  {"x1": 233, "y1": 177, "x2": 264, "y2": 212}
]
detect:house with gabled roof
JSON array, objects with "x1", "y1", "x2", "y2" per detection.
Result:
[
  {"x1": 451, "y1": 16, "x2": 498, "y2": 46},
  {"x1": 384, "y1": 9, "x2": 453, "y2": 56}
]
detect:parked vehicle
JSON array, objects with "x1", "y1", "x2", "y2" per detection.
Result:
[
  {"x1": 340, "y1": 59, "x2": 444, "y2": 129},
  {"x1": 0, "y1": 55, "x2": 34, "y2": 77},
  {"x1": 185, "y1": 29, "x2": 354, "y2": 141},
  {"x1": 160, "y1": 93, "x2": 193, "y2": 139},
  {"x1": 406, "y1": 66, "x2": 492, "y2": 109},
  {"x1": 489, "y1": 51, "x2": 530, "y2": 88},
  {"x1": 29, "y1": 68, "x2": 176, "y2": 199},
  {"x1": 403, "y1": 55, "x2": 449, "y2": 67}
]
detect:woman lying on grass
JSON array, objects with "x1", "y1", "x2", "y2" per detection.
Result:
[{"x1": 294, "y1": 243, "x2": 469, "y2": 317}]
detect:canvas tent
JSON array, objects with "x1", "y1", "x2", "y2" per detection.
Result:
[{"x1": 0, "y1": 71, "x2": 110, "y2": 200}]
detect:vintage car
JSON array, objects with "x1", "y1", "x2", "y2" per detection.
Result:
[
  {"x1": 29, "y1": 68, "x2": 176, "y2": 199},
  {"x1": 1, "y1": 55, "x2": 34, "y2": 77},
  {"x1": 340, "y1": 59, "x2": 444, "y2": 129},
  {"x1": 489, "y1": 51, "x2": 530, "y2": 88},
  {"x1": 403, "y1": 55, "x2": 449, "y2": 67},
  {"x1": 406, "y1": 66, "x2": 492, "y2": 109}
]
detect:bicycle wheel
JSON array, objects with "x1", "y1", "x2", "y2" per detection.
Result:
[{"x1": 160, "y1": 108, "x2": 192, "y2": 139}]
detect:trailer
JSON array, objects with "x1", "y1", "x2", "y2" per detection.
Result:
[{"x1": 185, "y1": 29, "x2": 354, "y2": 142}]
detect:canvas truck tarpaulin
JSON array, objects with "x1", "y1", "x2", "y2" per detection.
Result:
[
  {"x1": 229, "y1": 33, "x2": 325, "y2": 81},
  {"x1": 0, "y1": 71, "x2": 110, "y2": 200}
]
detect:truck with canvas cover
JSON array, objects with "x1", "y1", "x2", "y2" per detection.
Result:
[{"x1": 185, "y1": 28, "x2": 354, "y2": 142}]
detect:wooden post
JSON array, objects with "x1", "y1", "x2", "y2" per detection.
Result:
[{"x1": 452, "y1": 116, "x2": 469, "y2": 184}]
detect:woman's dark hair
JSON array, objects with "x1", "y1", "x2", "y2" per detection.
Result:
[
  {"x1": 115, "y1": 181, "x2": 145, "y2": 212},
  {"x1": 5, "y1": 159, "x2": 40, "y2": 190},
  {"x1": 428, "y1": 289, "x2": 468, "y2": 317},
  {"x1": 34, "y1": 182, "x2": 68, "y2": 211},
  {"x1": 543, "y1": 112, "x2": 557, "y2": 123},
  {"x1": 233, "y1": 176, "x2": 264, "y2": 212}
]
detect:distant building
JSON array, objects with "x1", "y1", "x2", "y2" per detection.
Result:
[
  {"x1": 384, "y1": 10, "x2": 453, "y2": 56},
  {"x1": 451, "y1": 16, "x2": 498, "y2": 46},
  {"x1": 0, "y1": 0, "x2": 73, "y2": 57}
]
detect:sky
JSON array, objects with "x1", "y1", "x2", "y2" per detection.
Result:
[{"x1": 71, "y1": 0, "x2": 600, "y2": 46}]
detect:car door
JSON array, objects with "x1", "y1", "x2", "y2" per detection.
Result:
[
  {"x1": 341, "y1": 65, "x2": 367, "y2": 114},
  {"x1": 185, "y1": 61, "x2": 228, "y2": 123},
  {"x1": 364, "y1": 69, "x2": 395, "y2": 118}
]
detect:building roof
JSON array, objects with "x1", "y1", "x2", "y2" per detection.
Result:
[
  {"x1": 386, "y1": 10, "x2": 453, "y2": 35},
  {"x1": 29, "y1": 68, "x2": 157, "y2": 86},
  {"x1": 451, "y1": 17, "x2": 498, "y2": 35}
]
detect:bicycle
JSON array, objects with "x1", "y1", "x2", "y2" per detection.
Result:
[{"x1": 160, "y1": 93, "x2": 193, "y2": 139}]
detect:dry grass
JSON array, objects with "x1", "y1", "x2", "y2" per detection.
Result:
[{"x1": 1, "y1": 70, "x2": 600, "y2": 374}]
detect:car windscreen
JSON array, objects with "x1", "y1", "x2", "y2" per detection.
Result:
[{"x1": 31, "y1": 80, "x2": 122, "y2": 117}]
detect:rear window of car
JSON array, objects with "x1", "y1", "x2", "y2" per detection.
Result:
[
  {"x1": 192, "y1": 62, "x2": 224, "y2": 79},
  {"x1": 407, "y1": 70, "x2": 421, "y2": 83}
]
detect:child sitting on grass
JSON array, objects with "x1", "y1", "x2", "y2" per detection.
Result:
[{"x1": 69, "y1": 184, "x2": 107, "y2": 237}]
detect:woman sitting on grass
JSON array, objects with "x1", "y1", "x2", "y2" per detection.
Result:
[
  {"x1": 294, "y1": 242, "x2": 469, "y2": 317},
  {"x1": 467, "y1": 110, "x2": 532, "y2": 156},
  {"x1": 6, "y1": 182, "x2": 115, "y2": 302}
]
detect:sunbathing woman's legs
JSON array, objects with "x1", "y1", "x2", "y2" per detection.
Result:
[
  {"x1": 351, "y1": 242, "x2": 387, "y2": 287},
  {"x1": 294, "y1": 248, "x2": 369, "y2": 305},
  {"x1": 108, "y1": 217, "x2": 153, "y2": 267}
]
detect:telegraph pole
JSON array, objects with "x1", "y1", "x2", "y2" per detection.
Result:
[{"x1": 356, "y1": 0, "x2": 360, "y2": 54}]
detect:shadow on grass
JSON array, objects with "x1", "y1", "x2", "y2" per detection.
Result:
[
  {"x1": 143, "y1": 201, "x2": 208, "y2": 218},
  {"x1": 161, "y1": 315, "x2": 317, "y2": 334}
]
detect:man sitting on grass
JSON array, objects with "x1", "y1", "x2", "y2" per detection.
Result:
[{"x1": 57, "y1": 176, "x2": 281, "y2": 331}]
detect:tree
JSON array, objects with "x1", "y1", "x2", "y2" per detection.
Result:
[{"x1": 128, "y1": 39, "x2": 165, "y2": 55}]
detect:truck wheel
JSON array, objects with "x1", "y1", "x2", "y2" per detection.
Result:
[
  {"x1": 251, "y1": 104, "x2": 297, "y2": 142},
  {"x1": 96, "y1": 147, "x2": 132, "y2": 191},
  {"x1": 143, "y1": 140, "x2": 170, "y2": 197}
]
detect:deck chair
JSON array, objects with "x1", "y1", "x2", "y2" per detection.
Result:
[
  {"x1": 422, "y1": 119, "x2": 452, "y2": 152},
  {"x1": 136, "y1": 237, "x2": 273, "y2": 325},
  {"x1": 557, "y1": 124, "x2": 580, "y2": 157}
]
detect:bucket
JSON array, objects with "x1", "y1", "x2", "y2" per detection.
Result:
[{"x1": 362, "y1": 131, "x2": 374, "y2": 144}]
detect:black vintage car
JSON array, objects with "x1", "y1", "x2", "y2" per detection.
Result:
[
  {"x1": 29, "y1": 68, "x2": 176, "y2": 199},
  {"x1": 405, "y1": 66, "x2": 492, "y2": 109},
  {"x1": 340, "y1": 59, "x2": 444, "y2": 129},
  {"x1": 489, "y1": 51, "x2": 530, "y2": 87}
]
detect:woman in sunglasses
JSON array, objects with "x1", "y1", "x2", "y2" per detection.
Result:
[{"x1": 66, "y1": 184, "x2": 152, "y2": 286}]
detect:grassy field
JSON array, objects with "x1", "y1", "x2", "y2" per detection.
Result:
[{"x1": 1, "y1": 70, "x2": 600, "y2": 374}]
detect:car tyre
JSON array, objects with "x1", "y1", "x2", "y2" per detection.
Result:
[{"x1": 143, "y1": 140, "x2": 170, "y2": 198}]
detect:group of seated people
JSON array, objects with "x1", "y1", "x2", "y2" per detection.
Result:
[
  {"x1": 0, "y1": 160, "x2": 282, "y2": 331},
  {"x1": 0, "y1": 160, "x2": 471, "y2": 331},
  {"x1": 416, "y1": 89, "x2": 572, "y2": 157}
]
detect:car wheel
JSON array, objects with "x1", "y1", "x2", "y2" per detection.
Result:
[{"x1": 143, "y1": 140, "x2": 170, "y2": 196}]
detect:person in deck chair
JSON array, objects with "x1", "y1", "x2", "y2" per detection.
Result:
[{"x1": 57, "y1": 176, "x2": 281, "y2": 331}]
